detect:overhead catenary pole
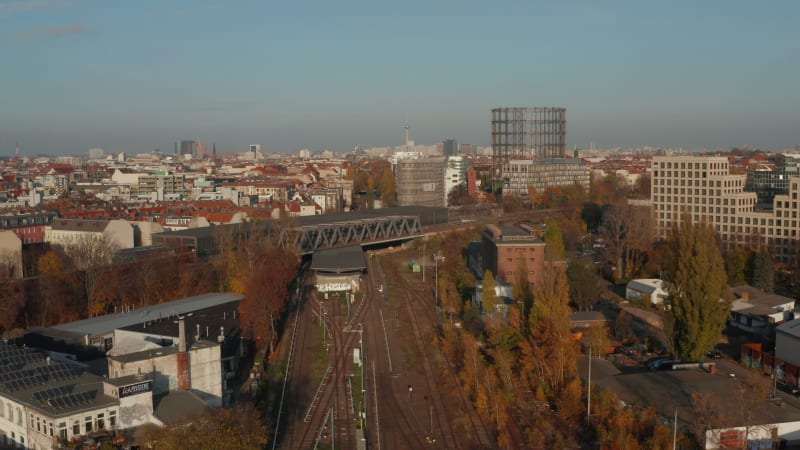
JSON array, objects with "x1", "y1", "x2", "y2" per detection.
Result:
[
  {"x1": 672, "y1": 407, "x2": 677, "y2": 450},
  {"x1": 587, "y1": 345, "x2": 592, "y2": 419}
]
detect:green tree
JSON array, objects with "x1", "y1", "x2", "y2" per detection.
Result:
[
  {"x1": 543, "y1": 220, "x2": 565, "y2": 261},
  {"x1": 566, "y1": 260, "x2": 599, "y2": 311},
  {"x1": 751, "y1": 249, "x2": 774, "y2": 293},
  {"x1": 725, "y1": 247, "x2": 751, "y2": 287},
  {"x1": 663, "y1": 215, "x2": 730, "y2": 361},
  {"x1": 482, "y1": 270, "x2": 497, "y2": 314}
]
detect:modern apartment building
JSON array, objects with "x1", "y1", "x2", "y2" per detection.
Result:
[
  {"x1": 501, "y1": 158, "x2": 590, "y2": 198},
  {"x1": 652, "y1": 155, "x2": 800, "y2": 264}
]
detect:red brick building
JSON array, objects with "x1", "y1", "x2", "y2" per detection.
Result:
[{"x1": 481, "y1": 224, "x2": 545, "y2": 290}]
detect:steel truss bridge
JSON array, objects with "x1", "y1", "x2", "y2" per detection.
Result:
[
  {"x1": 151, "y1": 206, "x2": 443, "y2": 257},
  {"x1": 281, "y1": 215, "x2": 422, "y2": 254}
]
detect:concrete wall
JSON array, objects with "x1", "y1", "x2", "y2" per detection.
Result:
[
  {"x1": 189, "y1": 345, "x2": 223, "y2": 407},
  {"x1": 109, "y1": 353, "x2": 179, "y2": 395},
  {"x1": 104, "y1": 219, "x2": 134, "y2": 250}
]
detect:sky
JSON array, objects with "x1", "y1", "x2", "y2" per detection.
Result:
[{"x1": 1, "y1": 0, "x2": 799, "y2": 156}]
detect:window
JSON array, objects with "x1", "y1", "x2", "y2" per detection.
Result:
[
  {"x1": 97, "y1": 413, "x2": 104, "y2": 429},
  {"x1": 72, "y1": 422, "x2": 79, "y2": 436},
  {"x1": 109, "y1": 411, "x2": 116, "y2": 428},
  {"x1": 85, "y1": 416, "x2": 93, "y2": 433}
]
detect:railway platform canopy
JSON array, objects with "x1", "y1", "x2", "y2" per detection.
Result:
[{"x1": 311, "y1": 245, "x2": 367, "y2": 293}]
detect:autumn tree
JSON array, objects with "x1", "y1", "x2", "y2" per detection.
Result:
[
  {"x1": 135, "y1": 403, "x2": 268, "y2": 450},
  {"x1": 543, "y1": 220, "x2": 565, "y2": 262},
  {"x1": 35, "y1": 250, "x2": 79, "y2": 326},
  {"x1": 589, "y1": 174, "x2": 629, "y2": 205},
  {"x1": 522, "y1": 263, "x2": 577, "y2": 394},
  {"x1": 663, "y1": 215, "x2": 730, "y2": 362},
  {"x1": 61, "y1": 234, "x2": 118, "y2": 317},
  {"x1": 0, "y1": 272, "x2": 25, "y2": 334},
  {"x1": 482, "y1": 270, "x2": 497, "y2": 315},
  {"x1": 751, "y1": 249, "x2": 774, "y2": 293},
  {"x1": 239, "y1": 244, "x2": 299, "y2": 354},
  {"x1": 566, "y1": 260, "x2": 599, "y2": 311},
  {"x1": 513, "y1": 257, "x2": 533, "y2": 315}
]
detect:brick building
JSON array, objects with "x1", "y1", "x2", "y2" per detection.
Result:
[{"x1": 480, "y1": 224, "x2": 545, "y2": 290}]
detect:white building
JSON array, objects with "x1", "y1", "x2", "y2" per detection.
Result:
[
  {"x1": 625, "y1": 279, "x2": 669, "y2": 306},
  {"x1": 445, "y1": 156, "x2": 468, "y2": 203},
  {"x1": 45, "y1": 219, "x2": 135, "y2": 251}
]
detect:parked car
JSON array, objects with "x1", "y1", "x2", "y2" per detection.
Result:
[
  {"x1": 777, "y1": 382, "x2": 800, "y2": 397},
  {"x1": 707, "y1": 349, "x2": 722, "y2": 359},
  {"x1": 648, "y1": 358, "x2": 674, "y2": 371}
]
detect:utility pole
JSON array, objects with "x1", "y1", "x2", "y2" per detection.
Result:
[
  {"x1": 422, "y1": 243, "x2": 426, "y2": 282},
  {"x1": 587, "y1": 345, "x2": 592, "y2": 419},
  {"x1": 672, "y1": 407, "x2": 677, "y2": 450}
]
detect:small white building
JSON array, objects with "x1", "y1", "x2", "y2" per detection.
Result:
[
  {"x1": 472, "y1": 279, "x2": 514, "y2": 315},
  {"x1": 625, "y1": 279, "x2": 669, "y2": 306}
]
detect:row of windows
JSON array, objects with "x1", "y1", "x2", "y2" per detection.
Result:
[{"x1": 653, "y1": 161, "x2": 725, "y2": 170}]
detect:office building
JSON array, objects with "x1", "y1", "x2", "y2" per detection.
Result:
[
  {"x1": 443, "y1": 139, "x2": 459, "y2": 157},
  {"x1": 179, "y1": 140, "x2": 195, "y2": 157},
  {"x1": 395, "y1": 157, "x2": 446, "y2": 207},
  {"x1": 652, "y1": 155, "x2": 800, "y2": 264}
]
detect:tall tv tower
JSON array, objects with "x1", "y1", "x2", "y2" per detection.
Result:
[{"x1": 15, "y1": 140, "x2": 20, "y2": 158}]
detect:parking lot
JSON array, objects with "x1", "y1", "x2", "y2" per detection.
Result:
[{"x1": 578, "y1": 354, "x2": 800, "y2": 429}]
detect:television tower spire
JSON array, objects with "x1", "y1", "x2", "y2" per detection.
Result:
[
  {"x1": 404, "y1": 115, "x2": 411, "y2": 146},
  {"x1": 15, "y1": 140, "x2": 19, "y2": 157}
]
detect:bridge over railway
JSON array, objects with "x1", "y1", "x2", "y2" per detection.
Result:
[{"x1": 152, "y1": 206, "x2": 448, "y2": 256}]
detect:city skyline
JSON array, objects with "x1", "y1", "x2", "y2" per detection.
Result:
[{"x1": 1, "y1": 0, "x2": 799, "y2": 155}]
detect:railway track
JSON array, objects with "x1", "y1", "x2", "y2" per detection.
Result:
[{"x1": 381, "y1": 256, "x2": 496, "y2": 449}]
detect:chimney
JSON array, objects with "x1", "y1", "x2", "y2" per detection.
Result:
[
  {"x1": 177, "y1": 317, "x2": 190, "y2": 390},
  {"x1": 741, "y1": 291, "x2": 750, "y2": 301},
  {"x1": 178, "y1": 318, "x2": 187, "y2": 352}
]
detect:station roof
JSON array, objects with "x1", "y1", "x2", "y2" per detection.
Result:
[
  {"x1": 310, "y1": 246, "x2": 366, "y2": 273},
  {"x1": 46, "y1": 293, "x2": 243, "y2": 340}
]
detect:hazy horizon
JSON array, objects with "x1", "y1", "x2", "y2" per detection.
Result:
[{"x1": 2, "y1": 1, "x2": 799, "y2": 156}]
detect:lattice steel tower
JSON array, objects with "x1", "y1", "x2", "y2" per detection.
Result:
[{"x1": 491, "y1": 107, "x2": 567, "y2": 189}]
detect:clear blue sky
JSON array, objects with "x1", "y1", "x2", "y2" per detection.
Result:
[{"x1": 1, "y1": 0, "x2": 798, "y2": 155}]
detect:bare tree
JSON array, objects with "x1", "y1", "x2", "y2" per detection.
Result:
[
  {"x1": 61, "y1": 234, "x2": 118, "y2": 317},
  {"x1": 600, "y1": 204, "x2": 654, "y2": 280}
]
